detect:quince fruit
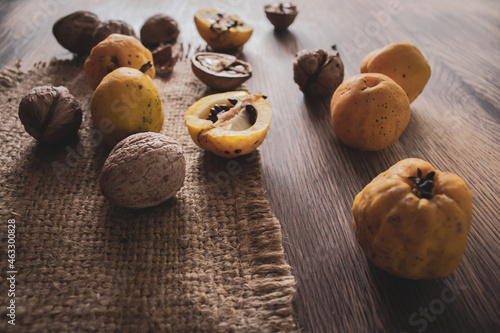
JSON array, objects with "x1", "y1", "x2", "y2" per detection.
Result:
[
  {"x1": 352, "y1": 158, "x2": 472, "y2": 279},
  {"x1": 330, "y1": 73, "x2": 411, "y2": 151},
  {"x1": 194, "y1": 8, "x2": 253, "y2": 51},
  {"x1": 184, "y1": 91, "x2": 271, "y2": 158},
  {"x1": 360, "y1": 42, "x2": 431, "y2": 103},
  {"x1": 84, "y1": 33, "x2": 155, "y2": 90},
  {"x1": 90, "y1": 62, "x2": 164, "y2": 146}
]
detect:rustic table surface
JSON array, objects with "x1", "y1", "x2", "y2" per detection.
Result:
[{"x1": 1, "y1": 0, "x2": 499, "y2": 332}]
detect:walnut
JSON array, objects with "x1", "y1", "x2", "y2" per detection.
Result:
[
  {"x1": 93, "y1": 20, "x2": 137, "y2": 46},
  {"x1": 152, "y1": 44, "x2": 179, "y2": 75},
  {"x1": 140, "y1": 14, "x2": 180, "y2": 49},
  {"x1": 52, "y1": 11, "x2": 101, "y2": 54},
  {"x1": 293, "y1": 49, "x2": 344, "y2": 96},
  {"x1": 264, "y1": 3, "x2": 298, "y2": 30},
  {"x1": 191, "y1": 52, "x2": 252, "y2": 90},
  {"x1": 18, "y1": 85, "x2": 82, "y2": 144},
  {"x1": 99, "y1": 132, "x2": 186, "y2": 209}
]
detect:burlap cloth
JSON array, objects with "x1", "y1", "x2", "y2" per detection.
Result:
[{"x1": 0, "y1": 57, "x2": 296, "y2": 332}]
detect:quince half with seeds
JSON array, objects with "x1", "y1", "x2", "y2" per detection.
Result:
[
  {"x1": 194, "y1": 8, "x2": 253, "y2": 51},
  {"x1": 184, "y1": 91, "x2": 271, "y2": 158}
]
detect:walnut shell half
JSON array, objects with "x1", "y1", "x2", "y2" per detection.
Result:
[
  {"x1": 100, "y1": 132, "x2": 186, "y2": 209},
  {"x1": 152, "y1": 44, "x2": 179, "y2": 75},
  {"x1": 191, "y1": 52, "x2": 252, "y2": 91},
  {"x1": 264, "y1": 3, "x2": 298, "y2": 30}
]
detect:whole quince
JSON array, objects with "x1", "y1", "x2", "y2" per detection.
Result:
[
  {"x1": 184, "y1": 91, "x2": 271, "y2": 158},
  {"x1": 84, "y1": 33, "x2": 155, "y2": 90},
  {"x1": 360, "y1": 42, "x2": 431, "y2": 103},
  {"x1": 352, "y1": 158, "x2": 473, "y2": 279},
  {"x1": 90, "y1": 62, "x2": 164, "y2": 146},
  {"x1": 330, "y1": 73, "x2": 411, "y2": 151},
  {"x1": 194, "y1": 8, "x2": 253, "y2": 51}
]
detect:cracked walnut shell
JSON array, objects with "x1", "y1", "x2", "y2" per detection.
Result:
[
  {"x1": 293, "y1": 49, "x2": 344, "y2": 96},
  {"x1": 18, "y1": 85, "x2": 82, "y2": 144}
]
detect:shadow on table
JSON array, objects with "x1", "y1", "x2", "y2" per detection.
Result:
[
  {"x1": 270, "y1": 29, "x2": 299, "y2": 56},
  {"x1": 369, "y1": 262, "x2": 470, "y2": 333},
  {"x1": 302, "y1": 93, "x2": 382, "y2": 188}
]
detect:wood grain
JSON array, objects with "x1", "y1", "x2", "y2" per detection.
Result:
[{"x1": 1, "y1": 0, "x2": 499, "y2": 332}]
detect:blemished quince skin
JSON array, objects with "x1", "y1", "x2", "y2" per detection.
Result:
[
  {"x1": 330, "y1": 73, "x2": 411, "y2": 151},
  {"x1": 352, "y1": 158, "x2": 472, "y2": 279},
  {"x1": 360, "y1": 42, "x2": 431, "y2": 103},
  {"x1": 90, "y1": 62, "x2": 164, "y2": 147},
  {"x1": 84, "y1": 33, "x2": 155, "y2": 90}
]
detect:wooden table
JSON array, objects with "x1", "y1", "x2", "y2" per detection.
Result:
[{"x1": 1, "y1": 0, "x2": 499, "y2": 332}]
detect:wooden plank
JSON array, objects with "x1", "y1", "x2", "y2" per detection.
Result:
[{"x1": 1, "y1": 0, "x2": 499, "y2": 332}]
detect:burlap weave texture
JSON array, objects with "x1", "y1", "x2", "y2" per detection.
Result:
[{"x1": 0, "y1": 59, "x2": 296, "y2": 332}]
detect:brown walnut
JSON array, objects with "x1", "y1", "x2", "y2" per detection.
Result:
[
  {"x1": 18, "y1": 85, "x2": 82, "y2": 144},
  {"x1": 93, "y1": 20, "x2": 137, "y2": 46},
  {"x1": 264, "y1": 3, "x2": 298, "y2": 30},
  {"x1": 99, "y1": 132, "x2": 186, "y2": 209},
  {"x1": 293, "y1": 49, "x2": 344, "y2": 96},
  {"x1": 53, "y1": 11, "x2": 101, "y2": 54},
  {"x1": 152, "y1": 44, "x2": 179, "y2": 75},
  {"x1": 140, "y1": 14, "x2": 180, "y2": 49},
  {"x1": 191, "y1": 52, "x2": 252, "y2": 91}
]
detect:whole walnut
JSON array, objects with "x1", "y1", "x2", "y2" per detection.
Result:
[
  {"x1": 18, "y1": 85, "x2": 82, "y2": 144},
  {"x1": 53, "y1": 11, "x2": 101, "y2": 54},
  {"x1": 293, "y1": 49, "x2": 344, "y2": 96},
  {"x1": 93, "y1": 20, "x2": 137, "y2": 46},
  {"x1": 100, "y1": 132, "x2": 186, "y2": 209},
  {"x1": 140, "y1": 14, "x2": 180, "y2": 48}
]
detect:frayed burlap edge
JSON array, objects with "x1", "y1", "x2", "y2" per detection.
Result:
[{"x1": 0, "y1": 57, "x2": 297, "y2": 332}]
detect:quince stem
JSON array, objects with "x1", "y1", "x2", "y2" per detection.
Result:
[
  {"x1": 139, "y1": 61, "x2": 153, "y2": 73},
  {"x1": 408, "y1": 168, "x2": 435, "y2": 199}
]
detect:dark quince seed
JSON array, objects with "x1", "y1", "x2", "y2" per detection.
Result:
[
  {"x1": 208, "y1": 114, "x2": 217, "y2": 122},
  {"x1": 228, "y1": 98, "x2": 238, "y2": 105},
  {"x1": 246, "y1": 104, "x2": 257, "y2": 125},
  {"x1": 245, "y1": 104, "x2": 256, "y2": 113},
  {"x1": 214, "y1": 104, "x2": 223, "y2": 112}
]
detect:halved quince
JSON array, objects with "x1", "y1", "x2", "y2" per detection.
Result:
[
  {"x1": 184, "y1": 91, "x2": 272, "y2": 158},
  {"x1": 194, "y1": 8, "x2": 253, "y2": 51}
]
